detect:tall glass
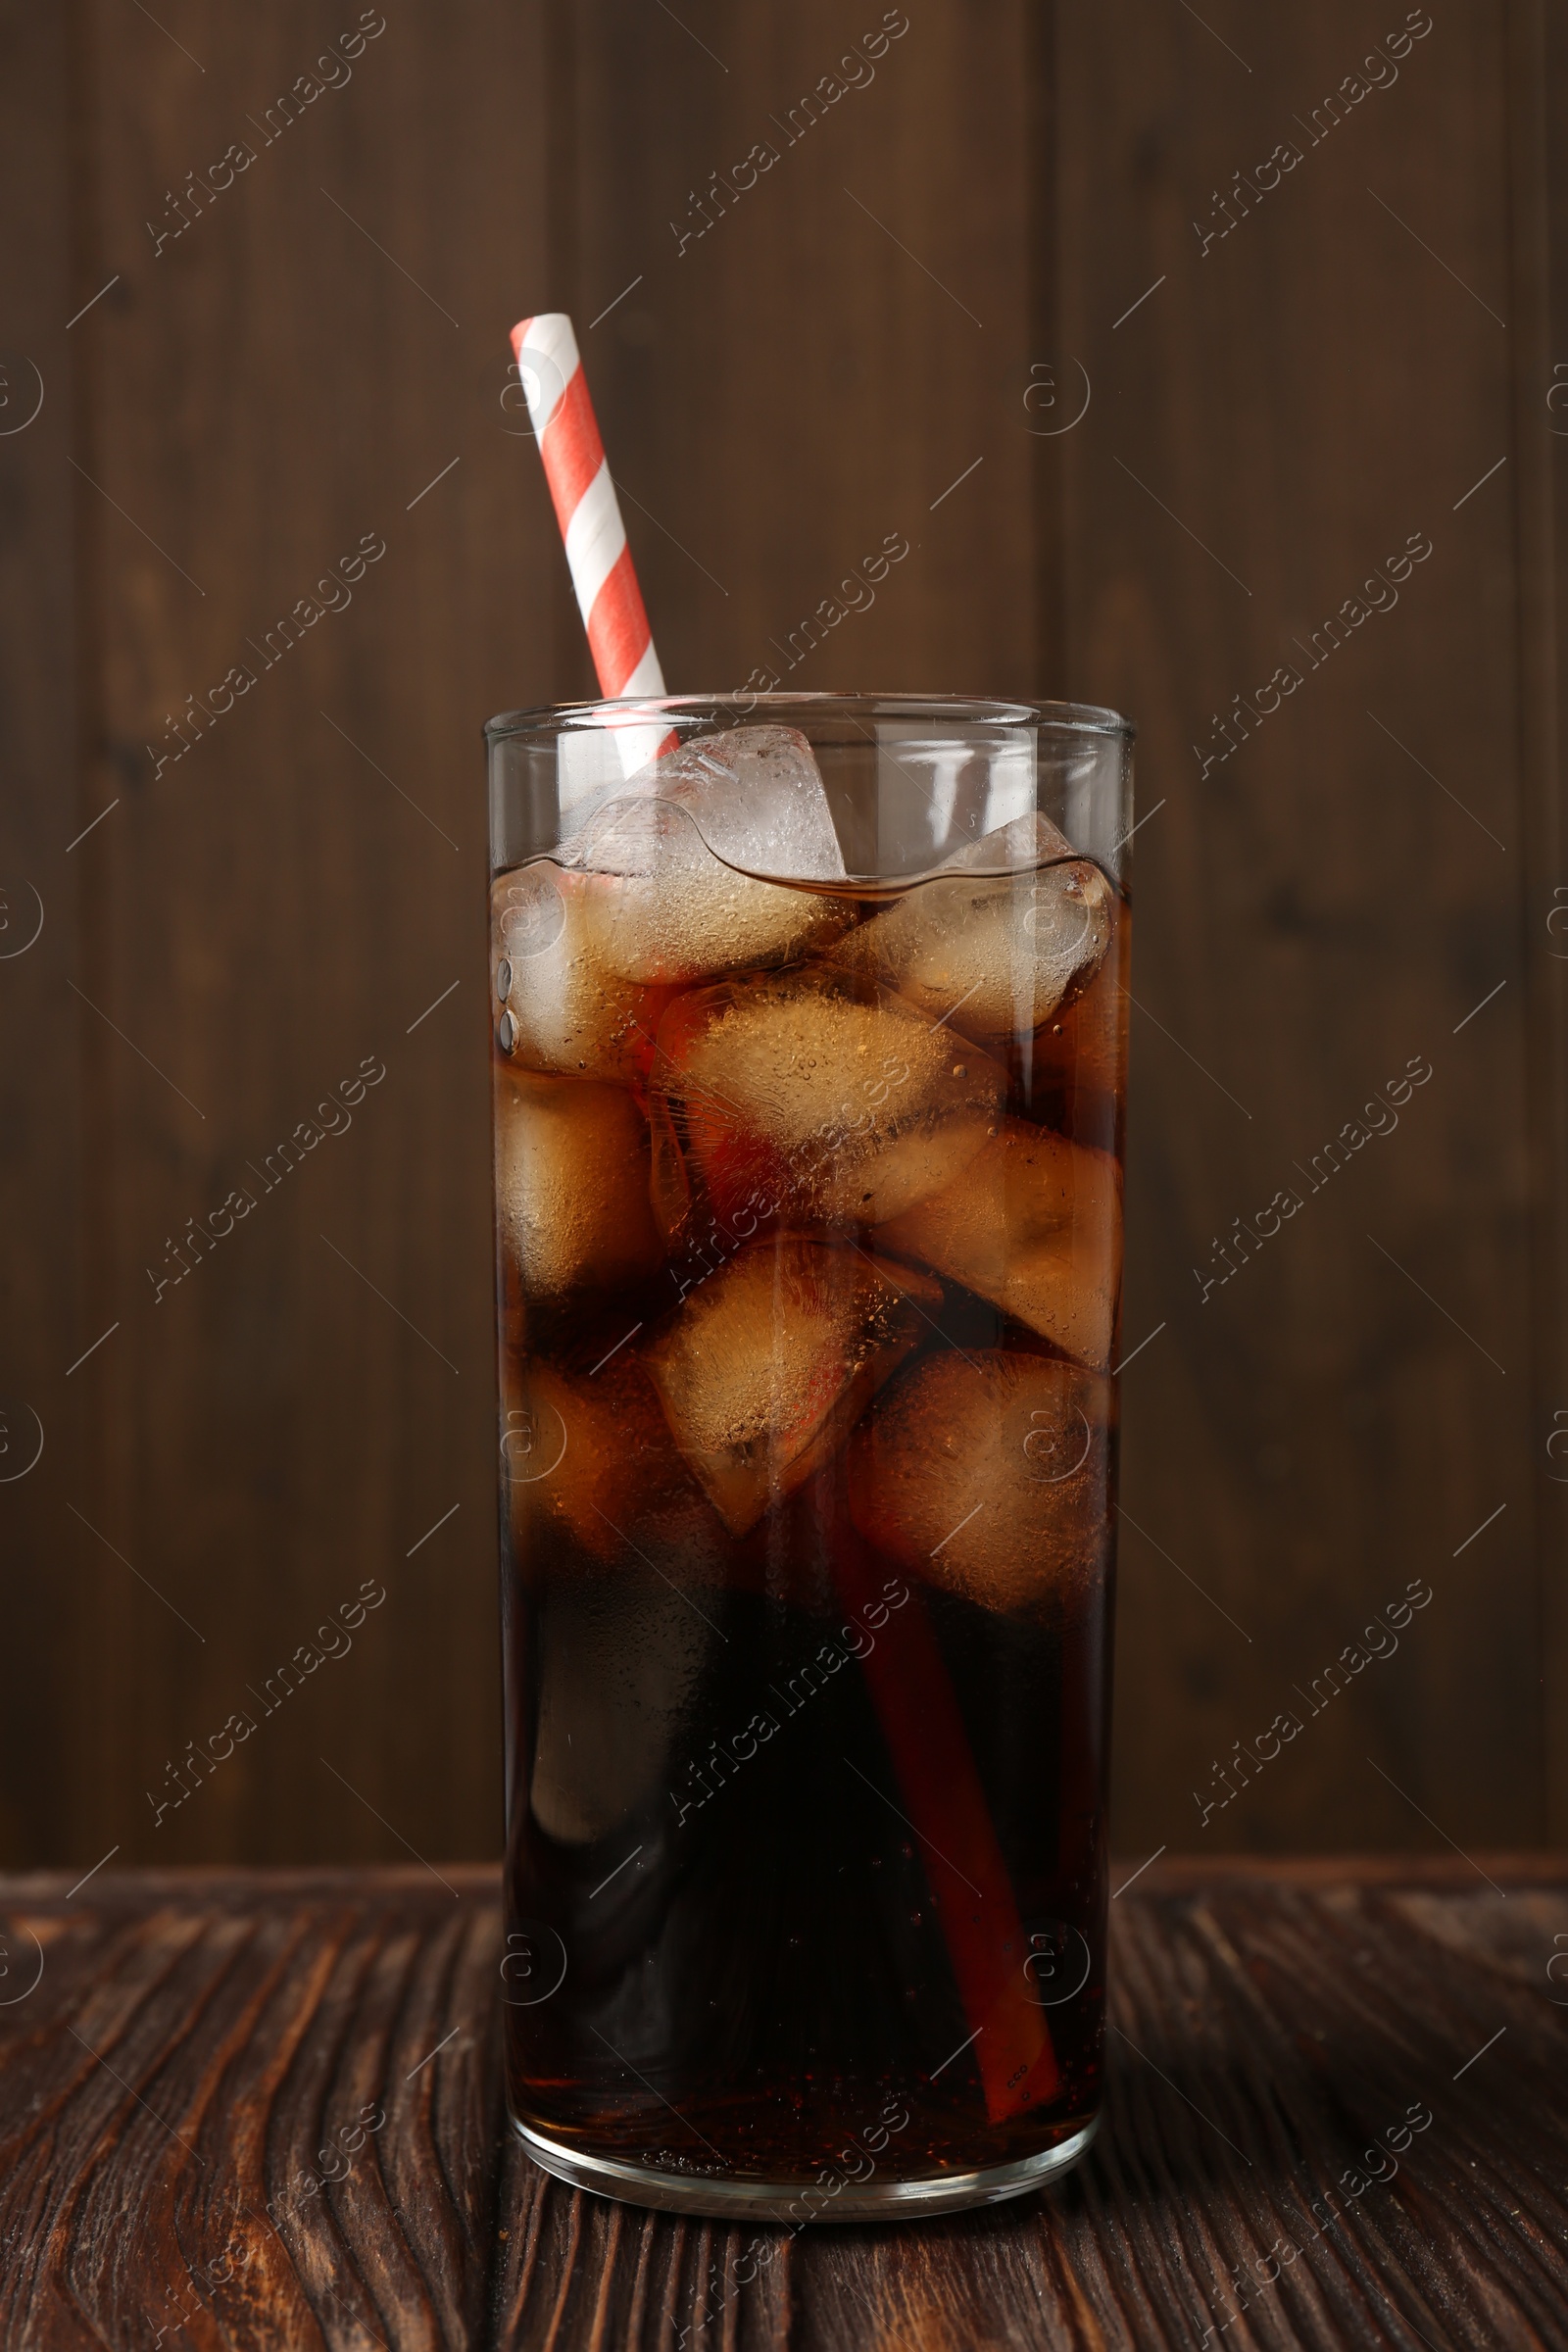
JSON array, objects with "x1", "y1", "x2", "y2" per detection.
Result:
[{"x1": 484, "y1": 695, "x2": 1131, "y2": 2220}]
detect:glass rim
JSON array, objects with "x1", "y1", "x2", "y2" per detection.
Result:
[{"x1": 483, "y1": 689, "x2": 1136, "y2": 746}]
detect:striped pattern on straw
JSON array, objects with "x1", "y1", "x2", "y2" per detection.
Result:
[{"x1": 510, "y1": 312, "x2": 665, "y2": 700}]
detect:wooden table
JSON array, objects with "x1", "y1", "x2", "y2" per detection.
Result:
[{"x1": 3, "y1": 1858, "x2": 1563, "y2": 2349}]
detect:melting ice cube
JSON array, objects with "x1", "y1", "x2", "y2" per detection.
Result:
[
  {"x1": 568, "y1": 725, "x2": 854, "y2": 984},
  {"x1": 642, "y1": 1237, "x2": 941, "y2": 1535},
  {"x1": 830, "y1": 812, "x2": 1113, "y2": 1043},
  {"x1": 506, "y1": 1353, "x2": 726, "y2": 1575},
  {"x1": 494, "y1": 1064, "x2": 663, "y2": 1299},
  {"x1": 848, "y1": 1348, "x2": 1110, "y2": 1613},
  {"x1": 649, "y1": 963, "x2": 1005, "y2": 1237},
  {"x1": 493, "y1": 863, "x2": 670, "y2": 1083},
  {"x1": 878, "y1": 1120, "x2": 1121, "y2": 1369},
  {"x1": 529, "y1": 1572, "x2": 714, "y2": 1845}
]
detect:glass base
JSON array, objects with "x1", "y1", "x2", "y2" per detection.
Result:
[{"x1": 509, "y1": 2110, "x2": 1101, "y2": 2222}]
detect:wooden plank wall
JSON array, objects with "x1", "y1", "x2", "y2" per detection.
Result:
[{"x1": 0, "y1": 0, "x2": 1560, "y2": 1868}]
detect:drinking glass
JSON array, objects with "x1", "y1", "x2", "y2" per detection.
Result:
[{"x1": 485, "y1": 694, "x2": 1132, "y2": 2219}]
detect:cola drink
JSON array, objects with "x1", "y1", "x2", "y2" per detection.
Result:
[{"x1": 487, "y1": 701, "x2": 1131, "y2": 2219}]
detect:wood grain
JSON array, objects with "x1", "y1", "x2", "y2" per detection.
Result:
[
  {"x1": 0, "y1": 1868, "x2": 504, "y2": 2349},
  {"x1": 1, "y1": 1863, "x2": 1563, "y2": 2349},
  {"x1": 1049, "y1": 0, "x2": 1549, "y2": 1855},
  {"x1": 0, "y1": 0, "x2": 1563, "y2": 1868},
  {"x1": 564, "y1": 0, "x2": 1045, "y2": 697},
  {"x1": 0, "y1": 5, "x2": 86, "y2": 1865},
  {"x1": 1506, "y1": 0, "x2": 1568, "y2": 1842},
  {"x1": 52, "y1": 0, "x2": 561, "y2": 1868}
]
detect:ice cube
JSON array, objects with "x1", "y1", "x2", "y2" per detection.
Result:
[
  {"x1": 829, "y1": 812, "x2": 1113, "y2": 1043},
  {"x1": 493, "y1": 862, "x2": 669, "y2": 1083},
  {"x1": 571, "y1": 724, "x2": 847, "y2": 881},
  {"x1": 649, "y1": 963, "x2": 1005, "y2": 1236},
  {"x1": 943, "y1": 810, "x2": 1074, "y2": 871},
  {"x1": 848, "y1": 1348, "x2": 1110, "y2": 1613},
  {"x1": 579, "y1": 807, "x2": 852, "y2": 986},
  {"x1": 1033, "y1": 911, "x2": 1127, "y2": 1123},
  {"x1": 642, "y1": 1238, "x2": 942, "y2": 1535},
  {"x1": 529, "y1": 1572, "x2": 712, "y2": 1844},
  {"x1": 877, "y1": 1119, "x2": 1121, "y2": 1368},
  {"x1": 568, "y1": 726, "x2": 854, "y2": 983},
  {"x1": 494, "y1": 1065, "x2": 663, "y2": 1299},
  {"x1": 506, "y1": 1353, "x2": 725, "y2": 1574}
]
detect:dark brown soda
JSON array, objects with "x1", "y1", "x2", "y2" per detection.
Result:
[{"x1": 495, "y1": 871, "x2": 1126, "y2": 2191}]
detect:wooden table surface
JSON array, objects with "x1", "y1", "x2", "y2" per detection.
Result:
[{"x1": 2, "y1": 1857, "x2": 1564, "y2": 2350}]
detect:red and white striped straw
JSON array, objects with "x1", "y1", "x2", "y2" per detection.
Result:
[{"x1": 510, "y1": 313, "x2": 664, "y2": 701}]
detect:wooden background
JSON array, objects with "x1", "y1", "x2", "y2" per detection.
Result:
[{"x1": 0, "y1": 0, "x2": 1563, "y2": 1871}]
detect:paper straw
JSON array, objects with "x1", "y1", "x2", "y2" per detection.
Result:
[
  {"x1": 508, "y1": 309, "x2": 1063, "y2": 2122},
  {"x1": 831, "y1": 1528, "x2": 1062, "y2": 2124},
  {"x1": 511, "y1": 312, "x2": 663, "y2": 700}
]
